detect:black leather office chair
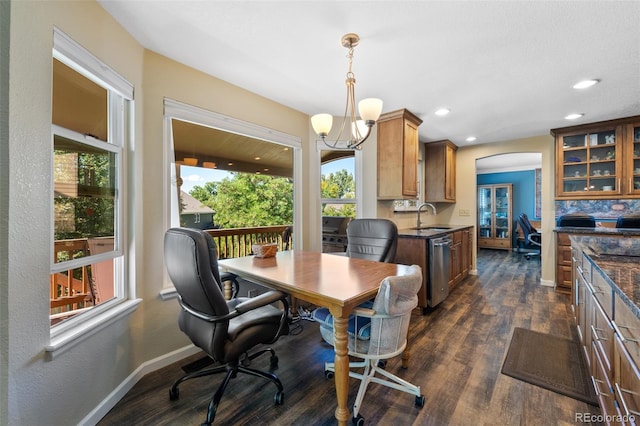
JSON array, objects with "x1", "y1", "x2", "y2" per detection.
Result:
[
  {"x1": 556, "y1": 214, "x2": 596, "y2": 227},
  {"x1": 345, "y1": 218, "x2": 398, "y2": 263},
  {"x1": 616, "y1": 216, "x2": 640, "y2": 229},
  {"x1": 517, "y1": 213, "x2": 541, "y2": 260},
  {"x1": 164, "y1": 227, "x2": 290, "y2": 425}
]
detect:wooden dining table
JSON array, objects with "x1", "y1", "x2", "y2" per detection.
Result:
[{"x1": 218, "y1": 250, "x2": 411, "y2": 425}]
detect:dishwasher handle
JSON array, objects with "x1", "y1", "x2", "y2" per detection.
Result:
[{"x1": 432, "y1": 238, "x2": 451, "y2": 247}]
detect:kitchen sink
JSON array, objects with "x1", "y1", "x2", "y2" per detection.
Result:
[{"x1": 410, "y1": 226, "x2": 452, "y2": 231}]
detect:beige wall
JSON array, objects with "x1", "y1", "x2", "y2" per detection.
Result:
[
  {"x1": 5, "y1": 1, "x2": 311, "y2": 424},
  {"x1": 7, "y1": 2, "x2": 145, "y2": 425}
]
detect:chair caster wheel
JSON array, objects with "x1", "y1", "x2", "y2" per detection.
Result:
[
  {"x1": 274, "y1": 390, "x2": 284, "y2": 405},
  {"x1": 415, "y1": 394, "x2": 425, "y2": 408},
  {"x1": 352, "y1": 413, "x2": 364, "y2": 425},
  {"x1": 270, "y1": 354, "x2": 279, "y2": 369},
  {"x1": 169, "y1": 387, "x2": 179, "y2": 401},
  {"x1": 324, "y1": 370, "x2": 334, "y2": 380}
]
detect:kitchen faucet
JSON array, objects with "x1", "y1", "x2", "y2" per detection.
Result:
[{"x1": 416, "y1": 202, "x2": 437, "y2": 228}]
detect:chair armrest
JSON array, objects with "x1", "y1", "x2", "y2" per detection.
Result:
[
  {"x1": 352, "y1": 306, "x2": 376, "y2": 317},
  {"x1": 178, "y1": 290, "x2": 288, "y2": 323},
  {"x1": 527, "y1": 232, "x2": 542, "y2": 247},
  {"x1": 234, "y1": 290, "x2": 287, "y2": 314}
]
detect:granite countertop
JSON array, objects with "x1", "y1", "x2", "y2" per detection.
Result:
[
  {"x1": 555, "y1": 226, "x2": 640, "y2": 236},
  {"x1": 571, "y1": 235, "x2": 640, "y2": 318},
  {"x1": 398, "y1": 224, "x2": 474, "y2": 239}
]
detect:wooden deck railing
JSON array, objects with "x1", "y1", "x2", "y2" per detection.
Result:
[
  {"x1": 50, "y1": 239, "x2": 95, "y2": 323},
  {"x1": 205, "y1": 225, "x2": 292, "y2": 259}
]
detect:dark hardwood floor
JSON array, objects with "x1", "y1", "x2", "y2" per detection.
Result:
[{"x1": 98, "y1": 249, "x2": 601, "y2": 425}]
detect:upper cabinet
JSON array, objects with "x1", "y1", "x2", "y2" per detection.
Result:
[
  {"x1": 377, "y1": 109, "x2": 423, "y2": 200},
  {"x1": 624, "y1": 122, "x2": 640, "y2": 196},
  {"x1": 425, "y1": 139, "x2": 457, "y2": 203},
  {"x1": 552, "y1": 115, "x2": 640, "y2": 199}
]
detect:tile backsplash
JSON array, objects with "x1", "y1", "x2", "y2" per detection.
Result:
[{"x1": 555, "y1": 199, "x2": 640, "y2": 220}]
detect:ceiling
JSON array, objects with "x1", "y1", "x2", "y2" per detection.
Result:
[{"x1": 98, "y1": 1, "x2": 640, "y2": 149}]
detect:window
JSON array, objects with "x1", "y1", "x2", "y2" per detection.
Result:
[
  {"x1": 320, "y1": 152, "x2": 357, "y2": 218},
  {"x1": 49, "y1": 28, "x2": 136, "y2": 347},
  {"x1": 162, "y1": 99, "x2": 302, "y2": 293}
]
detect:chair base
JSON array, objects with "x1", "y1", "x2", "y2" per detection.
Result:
[
  {"x1": 170, "y1": 348, "x2": 284, "y2": 425},
  {"x1": 523, "y1": 251, "x2": 541, "y2": 260},
  {"x1": 324, "y1": 358, "x2": 424, "y2": 420}
]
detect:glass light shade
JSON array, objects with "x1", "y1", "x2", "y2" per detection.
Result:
[
  {"x1": 358, "y1": 98, "x2": 383, "y2": 122},
  {"x1": 311, "y1": 113, "x2": 333, "y2": 136},
  {"x1": 183, "y1": 157, "x2": 198, "y2": 166},
  {"x1": 351, "y1": 120, "x2": 369, "y2": 139},
  {"x1": 202, "y1": 161, "x2": 217, "y2": 169}
]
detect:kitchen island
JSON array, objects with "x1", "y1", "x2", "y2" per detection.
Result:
[
  {"x1": 555, "y1": 226, "x2": 640, "y2": 294},
  {"x1": 396, "y1": 225, "x2": 474, "y2": 312},
  {"x1": 571, "y1": 235, "x2": 640, "y2": 420}
]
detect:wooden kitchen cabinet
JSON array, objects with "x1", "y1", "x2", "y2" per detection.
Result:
[
  {"x1": 556, "y1": 232, "x2": 574, "y2": 294},
  {"x1": 425, "y1": 139, "x2": 457, "y2": 203},
  {"x1": 396, "y1": 226, "x2": 473, "y2": 311},
  {"x1": 395, "y1": 236, "x2": 429, "y2": 308},
  {"x1": 449, "y1": 231, "x2": 462, "y2": 289},
  {"x1": 573, "y1": 239, "x2": 640, "y2": 421},
  {"x1": 377, "y1": 109, "x2": 422, "y2": 200},
  {"x1": 624, "y1": 121, "x2": 640, "y2": 196},
  {"x1": 461, "y1": 228, "x2": 471, "y2": 277},
  {"x1": 552, "y1": 115, "x2": 640, "y2": 199}
]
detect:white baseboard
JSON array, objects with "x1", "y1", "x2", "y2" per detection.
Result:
[
  {"x1": 540, "y1": 279, "x2": 555, "y2": 288},
  {"x1": 79, "y1": 344, "x2": 201, "y2": 426}
]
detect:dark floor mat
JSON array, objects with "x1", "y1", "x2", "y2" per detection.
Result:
[{"x1": 501, "y1": 327, "x2": 598, "y2": 406}]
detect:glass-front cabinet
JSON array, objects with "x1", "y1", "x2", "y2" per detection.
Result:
[
  {"x1": 553, "y1": 116, "x2": 640, "y2": 199},
  {"x1": 556, "y1": 127, "x2": 622, "y2": 197},
  {"x1": 477, "y1": 183, "x2": 512, "y2": 250},
  {"x1": 625, "y1": 123, "x2": 640, "y2": 195}
]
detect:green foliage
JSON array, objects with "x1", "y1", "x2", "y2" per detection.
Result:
[
  {"x1": 53, "y1": 150, "x2": 115, "y2": 240},
  {"x1": 321, "y1": 169, "x2": 354, "y2": 199},
  {"x1": 321, "y1": 168, "x2": 356, "y2": 218},
  {"x1": 323, "y1": 203, "x2": 356, "y2": 218},
  {"x1": 190, "y1": 173, "x2": 293, "y2": 228}
]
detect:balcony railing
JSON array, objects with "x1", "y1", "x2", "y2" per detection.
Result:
[{"x1": 205, "y1": 225, "x2": 292, "y2": 259}]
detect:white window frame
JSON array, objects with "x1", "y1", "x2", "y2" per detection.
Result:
[
  {"x1": 160, "y1": 99, "x2": 303, "y2": 298},
  {"x1": 47, "y1": 28, "x2": 140, "y2": 357}
]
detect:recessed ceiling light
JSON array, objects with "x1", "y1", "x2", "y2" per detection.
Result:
[
  {"x1": 435, "y1": 108, "x2": 450, "y2": 116},
  {"x1": 254, "y1": 156, "x2": 261, "y2": 160},
  {"x1": 465, "y1": 136, "x2": 477, "y2": 142},
  {"x1": 573, "y1": 79, "x2": 599, "y2": 89},
  {"x1": 565, "y1": 113, "x2": 584, "y2": 120}
]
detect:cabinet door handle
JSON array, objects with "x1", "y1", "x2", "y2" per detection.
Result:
[
  {"x1": 592, "y1": 377, "x2": 611, "y2": 397},
  {"x1": 615, "y1": 383, "x2": 640, "y2": 416},
  {"x1": 613, "y1": 322, "x2": 640, "y2": 343},
  {"x1": 591, "y1": 325, "x2": 608, "y2": 342}
]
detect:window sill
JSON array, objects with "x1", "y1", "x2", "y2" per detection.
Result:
[{"x1": 46, "y1": 298, "x2": 142, "y2": 359}]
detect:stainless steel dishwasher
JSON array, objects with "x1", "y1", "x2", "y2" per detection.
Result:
[{"x1": 428, "y1": 236, "x2": 451, "y2": 307}]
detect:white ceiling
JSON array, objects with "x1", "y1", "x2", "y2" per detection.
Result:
[{"x1": 98, "y1": 1, "x2": 640, "y2": 148}]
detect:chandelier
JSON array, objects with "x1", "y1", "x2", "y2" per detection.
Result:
[{"x1": 311, "y1": 33, "x2": 383, "y2": 150}]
